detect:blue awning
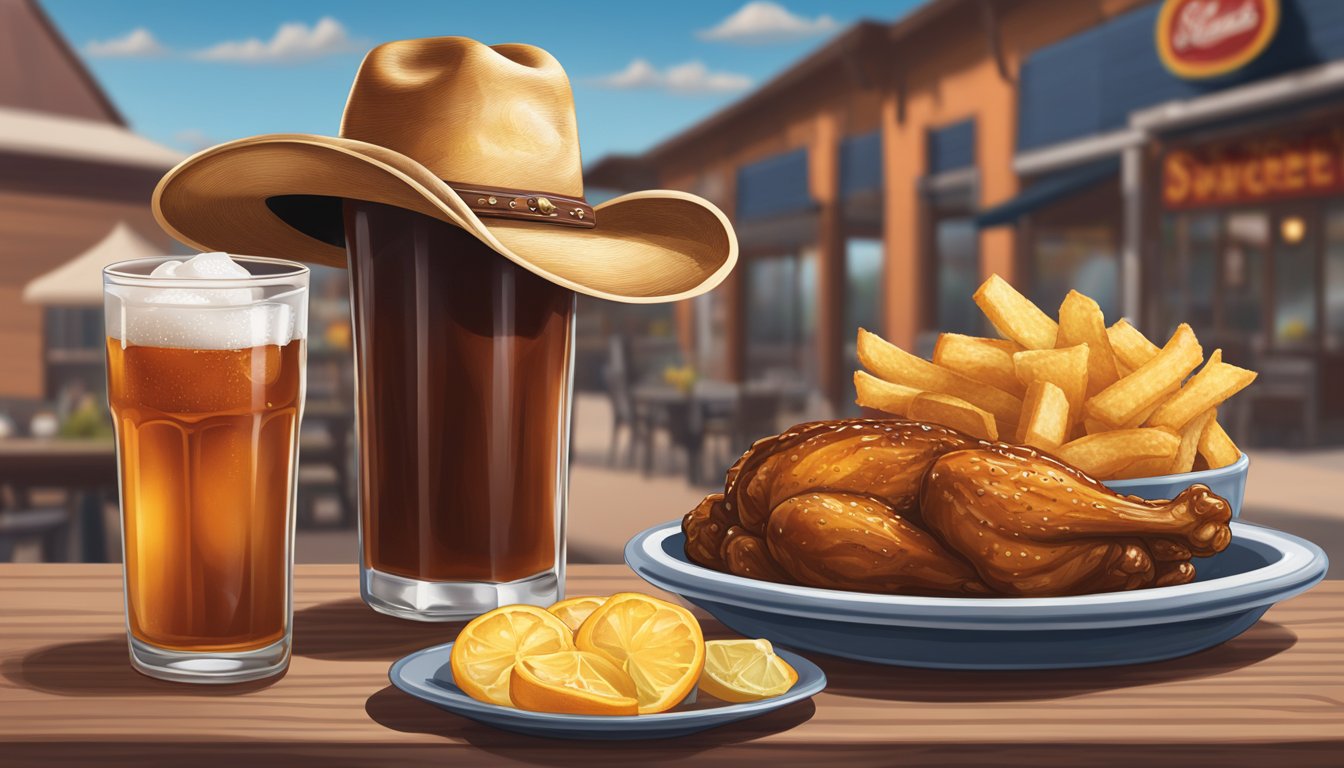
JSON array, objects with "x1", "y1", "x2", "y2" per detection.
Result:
[{"x1": 974, "y1": 158, "x2": 1119, "y2": 229}]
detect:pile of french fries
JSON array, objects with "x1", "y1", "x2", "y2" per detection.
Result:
[{"x1": 854, "y1": 275, "x2": 1256, "y2": 480}]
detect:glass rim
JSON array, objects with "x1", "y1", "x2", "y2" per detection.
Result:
[{"x1": 104, "y1": 255, "x2": 310, "y2": 289}]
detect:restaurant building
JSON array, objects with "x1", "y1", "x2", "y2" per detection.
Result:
[
  {"x1": 587, "y1": 0, "x2": 1344, "y2": 436},
  {"x1": 0, "y1": 0, "x2": 181, "y2": 401}
]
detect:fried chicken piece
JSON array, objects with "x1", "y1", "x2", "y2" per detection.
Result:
[
  {"x1": 722, "y1": 526, "x2": 792, "y2": 584},
  {"x1": 683, "y1": 493, "x2": 735, "y2": 570},
  {"x1": 766, "y1": 492, "x2": 988, "y2": 595},
  {"x1": 731, "y1": 419, "x2": 972, "y2": 536},
  {"x1": 919, "y1": 445, "x2": 1231, "y2": 596}
]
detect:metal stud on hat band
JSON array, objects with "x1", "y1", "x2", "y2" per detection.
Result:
[{"x1": 448, "y1": 182, "x2": 596, "y2": 228}]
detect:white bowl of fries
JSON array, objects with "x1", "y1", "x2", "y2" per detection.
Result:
[{"x1": 854, "y1": 275, "x2": 1256, "y2": 504}]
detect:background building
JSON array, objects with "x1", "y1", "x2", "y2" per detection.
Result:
[
  {"x1": 589, "y1": 0, "x2": 1342, "y2": 442},
  {"x1": 0, "y1": 0, "x2": 181, "y2": 406}
]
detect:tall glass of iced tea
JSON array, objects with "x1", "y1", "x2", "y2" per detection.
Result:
[
  {"x1": 104, "y1": 253, "x2": 308, "y2": 683},
  {"x1": 344, "y1": 201, "x2": 574, "y2": 621}
]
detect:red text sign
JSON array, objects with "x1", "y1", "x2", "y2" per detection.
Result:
[{"x1": 1163, "y1": 130, "x2": 1344, "y2": 209}]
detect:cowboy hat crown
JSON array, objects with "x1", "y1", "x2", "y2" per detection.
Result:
[
  {"x1": 343, "y1": 38, "x2": 584, "y2": 200},
  {"x1": 152, "y1": 36, "x2": 736, "y2": 304}
]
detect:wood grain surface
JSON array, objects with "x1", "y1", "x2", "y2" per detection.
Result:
[{"x1": 0, "y1": 564, "x2": 1341, "y2": 767}]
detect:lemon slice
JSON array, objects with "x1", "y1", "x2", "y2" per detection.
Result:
[
  {"x1": 547, "y1": 595, "x2": 607, "y2": 633},
  {"x1": 698, "y1": 638, "x2": 798, "y2": 703},
  {"x1": 575, "y1": 592, "x2": 705, "y2": 714},
  {"x1": 449, "y1": 604, "x2": 574, "y2": 706},
  {"x1": 509, "y1": 650, "x2": 639, "y2": 716}
]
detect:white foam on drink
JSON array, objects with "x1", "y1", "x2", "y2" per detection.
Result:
[{"x1": 107, "y1": 252, "x2": 302, "y2": 350}]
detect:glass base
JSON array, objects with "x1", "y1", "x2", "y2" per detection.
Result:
[
  {"x1": 361, "y1": 566, "x2": 562, "y2": 622},
  {"x1": 128, "y1": 634, "x2": 290, "y2": 684}
]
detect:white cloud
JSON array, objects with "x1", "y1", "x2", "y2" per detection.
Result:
[
  {"x1": 85, "y1": 28, "x2": 167, "y2": 58},
  {"x1": 193, "y1": 17, "x2": 359, "y2": 63},
  {"x1": 699, "y1": 1, "x2": 840, "y2": 44},
  {"x1": 596, "y1": 59, "x2": 752, "y2": 95}
]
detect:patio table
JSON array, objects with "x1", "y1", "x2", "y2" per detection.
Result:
[
  {"x1": 0, "y1": 438, "x2": 117, "y2": 562},
  {"x1": 1, "y1": 563, "x2": 1340, "y2": 766},
  {"x1": 631, "y1": 381, "x2": 739, "y2": 485}
]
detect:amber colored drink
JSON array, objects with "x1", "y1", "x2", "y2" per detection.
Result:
[
  {"x1": 346, "y1": 200, "x2": 574, "y2": 591},
  {"x1": 107, "y1": 339, "x2": 304, "y2": 652}
]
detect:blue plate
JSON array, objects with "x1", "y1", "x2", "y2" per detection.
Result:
[
  {"x1": 388, "y1": 641, "x2": 826, "y2": 740},
  {"x1": 626, "y1": 520, "x2": 1327, "y2": 670}
]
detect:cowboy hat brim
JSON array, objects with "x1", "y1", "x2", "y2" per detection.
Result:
[{"x1": 152, "y1": 134, "x2": 737, "y2": 304}]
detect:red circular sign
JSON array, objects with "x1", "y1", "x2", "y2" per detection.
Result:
[{"x1": 1156, "y1": 0, "x2": 1280, "y2": 79}]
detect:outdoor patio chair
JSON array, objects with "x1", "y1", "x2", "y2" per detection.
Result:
[{"x1": 603, "y1": 335, "x2": 648, "y2": 468}]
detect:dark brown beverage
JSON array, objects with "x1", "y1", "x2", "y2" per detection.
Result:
[{"x1": 345, "y1": 200, "x2": 574, "y2": 585}]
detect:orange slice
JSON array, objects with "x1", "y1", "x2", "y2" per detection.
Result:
[
  {"x1": 574, "y1": 592, "x2": 705, "y2": 714},
  {"x1": 450, "y1": 604, "x2": 574, "y2": 706},
  {"x1": 547, "y1": 595, "x2": 607, "y2": 633},
  {"x1": 697, "y1": 638, "x2": 798, "y2": 703},
  {"x1": 509, "y1": 650, "x2": 639, "y2": 716}
]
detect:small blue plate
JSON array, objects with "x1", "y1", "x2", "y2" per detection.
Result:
[
  {"x1": 388, "y1": 641, "x2": 826, "y2": 740},
  {"x1": 626, "y1": 520, "x2": 1327, "y2": 670}
]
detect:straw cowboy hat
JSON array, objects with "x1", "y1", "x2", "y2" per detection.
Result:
[{"x1": 152, "y1": 37, "x2": 736, "y2": 303}]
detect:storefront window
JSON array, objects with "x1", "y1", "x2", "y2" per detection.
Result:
[
  {"x1": 694, "y1": 289, "x2": 728, "y2": 380},
  {"x1": 1273, "y1": 212, "x2": 1317, "y2": 348},
  {"x1": 935, "y1": 218, "x2": 980, "y2": 335},
  {"x1": 745, "y1": 250, "x2": 817, "y2": 383},
  {"x1": 1032, "y1": 225, "x2": 1119, "y2": 319},
  {"x1": 1156, "y1": 213, "x2": 1217, "y2": 340},
  {"x1": 844, "y1": 238, "x2": 883, "y2": 372},
  {"x1": 1222, "y1": 212, "x2": 1269, "y2": 337},
  {"x1": 1326, "y1": 207, "x2": 1344, "y2": 351},
  {"x1": 1187, "y1": 214, "x2": 1218, "y2": 335}
]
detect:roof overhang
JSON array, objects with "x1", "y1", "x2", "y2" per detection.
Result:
[{"x1": 0, "y1": 106, "x2": 183, "y2": 170}]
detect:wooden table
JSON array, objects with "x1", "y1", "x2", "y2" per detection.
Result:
[
  {"x1": 0, "y1": 439, "x2": 117, "y2": 562},
  {"x1": 1, "y1": 565, "x2": 1341, "y2": 767}
]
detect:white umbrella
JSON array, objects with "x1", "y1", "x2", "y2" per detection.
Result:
[{"x1": 23, "y1": 222, "x2": 169, "y2": 306}]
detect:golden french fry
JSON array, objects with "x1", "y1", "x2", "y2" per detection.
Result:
[
  {"x1": 1109, "y1": 455, "x2": 1179, "y2": 480},
  {"x1": 972, "y1": 274, "x2": 1058, "y2": 350},
  {"x1": 1106, "y1": 319, "x2": 1161, "y2": 374},
  {"x1": 1125, "y1": 397, "x2": 1168, "y2": 428},
  {"x1": 933, "y1": 333, "x2": 1026, "y2": 397},
  {"x1": 1198, "y1": 416, "x2": 1241, "y2": 469},
  {"x1": 1013, "y1": 344, "x2": 1089, "y2": 428},
  {"x1": 908, "y1": 392, "x2": 998, "y2": 441},
  {"x1": 975, "y1": 337, "x2": 1025, "y2": 353},
  {"x1": 1146, "y1": 350, "x2": 1257, "y2": 432},
  {"x1": 853, "y1": 370, "x2": 920, "y2": 417},
  {"x1": 1056, "y1": 428, "x2": 1180, "y2": 479},
  {"x1": 1083, "y1": 417, "x2": 1110, "y2": 435},
  {"x1": 1085, "y1": 324, "x2": 1203, "y2": 429},
  {"x1": 857, "y1": 328, "x2": 1022, "y2": 430},
  {"x1": 1017, "y1": 380, "x2": 1069, "y2": 450},
  {"x1": 1058, "y1": 291, "x2": 1120, "y2": 397},
  {"x1": 1171, "y1": 409, "x2": 1216, "y2": 475}
]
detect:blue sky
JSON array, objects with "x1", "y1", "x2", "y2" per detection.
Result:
[{"x1": 45, "y1": 0, "x2": 924, "y2": 166}]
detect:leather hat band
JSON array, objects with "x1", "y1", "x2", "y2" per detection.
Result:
[{"x1": 449, "y1": 182, "x2": 596, "y2": 229}]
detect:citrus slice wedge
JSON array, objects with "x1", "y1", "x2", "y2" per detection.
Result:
[
  {"x1": 450, "y1": 604, "x2": 574, "y2": 706},
  {"x1": 509, "y1": 650, "x2": 639, "y2": 715},
  {"x1": 698, "y1": 638, "x2": 798, "y2": 703},
  {"x1": 574, "y1": 592, "x2": 705, "y2": 714},
  {"x1": 547, "y1": 595, "x2": 607, "y2": 633}
]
